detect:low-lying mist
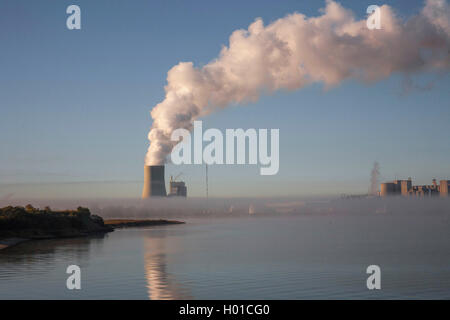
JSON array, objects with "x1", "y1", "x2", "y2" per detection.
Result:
[{"x1": 1, "y1": 196, "x2": 449, "y2": 219}]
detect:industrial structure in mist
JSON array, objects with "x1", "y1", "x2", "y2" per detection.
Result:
[
  {"x1": 141, "y1": 164, "x2": 449, "y2": 199},
  {"x1": 142, "y1": 165, "x2": 187, "y2": 198},
  {"x1": 168, "y1": 176, "x2": 187, "y2": 197},
  {"x1": 380, "y1": 178, "x2": 449, "y2": 197}
]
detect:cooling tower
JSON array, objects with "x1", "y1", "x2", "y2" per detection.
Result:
[{"x1": 142, "y1": 165, "x2": 167, "y2": 198}]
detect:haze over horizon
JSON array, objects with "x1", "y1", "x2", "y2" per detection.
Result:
[{"x1": 1, "y1": 0, "x2": 450, "y2": 199}]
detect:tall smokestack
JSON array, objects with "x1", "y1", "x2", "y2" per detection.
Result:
[
  {"x1": 369, "y1": 162, "x2": 380, "y2": 196},
  {"x1": 142, "y1": 165, "x2": 167, "y2": 198}
]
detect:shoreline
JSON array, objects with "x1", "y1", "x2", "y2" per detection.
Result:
[
  {"x1": 0, "y1": 219, "x2": 185, "y2": 251},
  {"x1": 104, "y1": 219, "x2": 185, "y2": 228},
  {"x1": 0, "y1": 230, "x2": 112, "y2": 251},
  {"x1": 0, "y1": 238, "x2": 30, "y2": 250}
]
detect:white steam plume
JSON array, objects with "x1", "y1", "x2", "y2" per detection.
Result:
[{"x1": 146, "y1": 0, "x2": 450, "y2": 165}]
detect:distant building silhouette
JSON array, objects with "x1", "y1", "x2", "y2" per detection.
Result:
[{"x1": 380, "y1": 178, "x2": 449, "y2": 197}]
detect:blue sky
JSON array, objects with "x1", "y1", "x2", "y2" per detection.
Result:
[{"x1": 0, "y1": 0, "x2": 449, "y2": 199}]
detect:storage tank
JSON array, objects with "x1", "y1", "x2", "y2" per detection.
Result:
[
  {"x1": 401, "y1": 180, "x2": 412, "y2": 196},
  {"x1": 440, "y1": 180, "x2": 449, "y2": 197},
  {"x1": 380, "y1": 182, "x2": 395, "y2": 196}
]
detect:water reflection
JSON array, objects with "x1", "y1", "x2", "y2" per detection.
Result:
[
  {"x1": 144, "y1": 230, "x2": 191, "y2": 300},
  {"x1": 0, "y1": 234, "x2": 107, "y2": 281},
  {"x1": 1, "y1": 216, "x2": 450, "y2": 299}
]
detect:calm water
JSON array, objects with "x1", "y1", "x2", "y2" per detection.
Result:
[{"x1": 1, "y1": 215, "x2": 450, "y2": 299}]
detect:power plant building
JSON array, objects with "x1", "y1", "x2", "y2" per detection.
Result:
[
  {"x1": 168, "y1": 180, "x2": 187, "y2": 197},
  {"x1": 380, "y1": 178, "x2": 449, "y2": 197}
]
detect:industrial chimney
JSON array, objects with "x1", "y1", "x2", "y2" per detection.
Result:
[{"x1": 142, "y1": 165, "x2": 167, "y2": 198}]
